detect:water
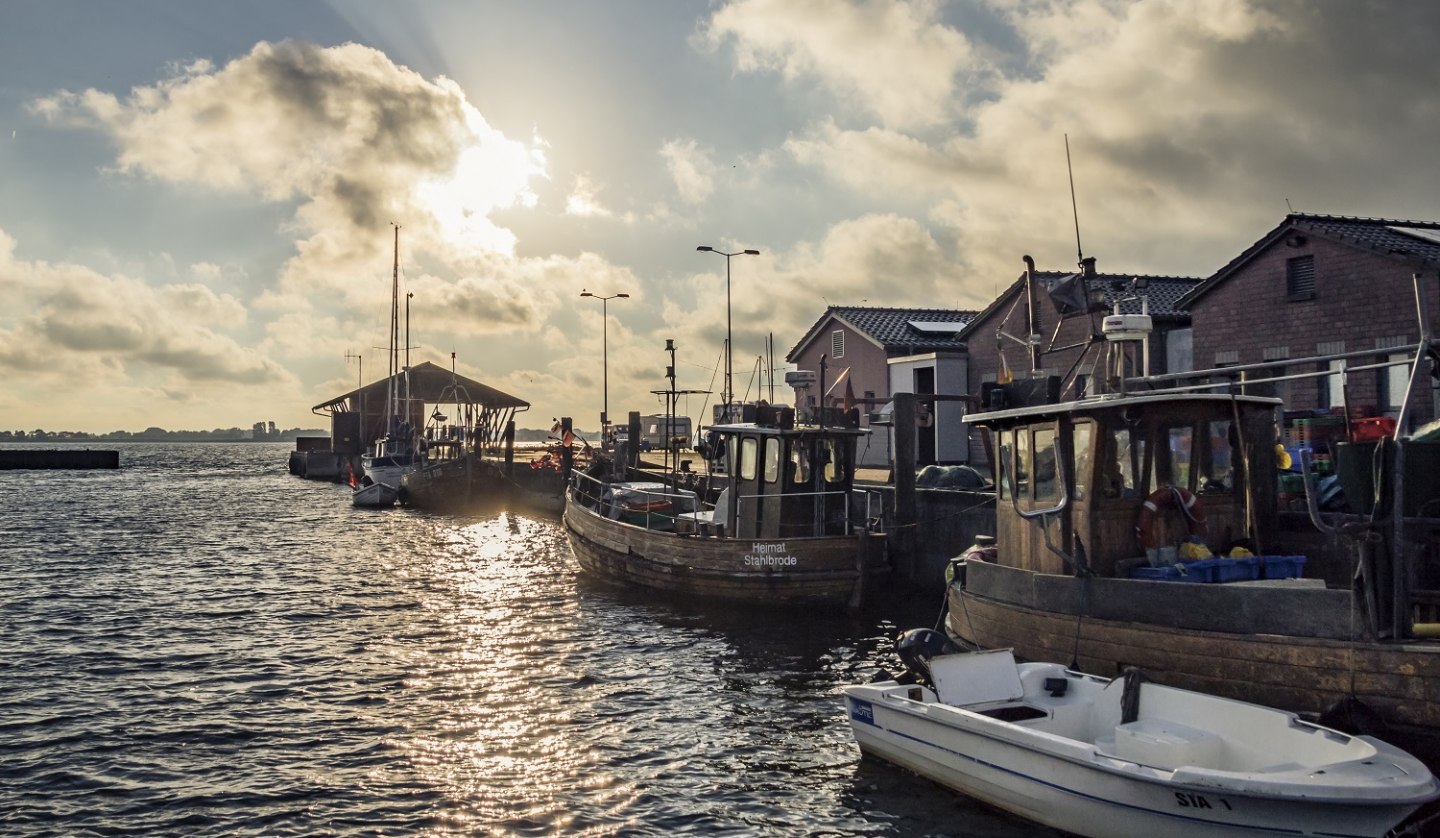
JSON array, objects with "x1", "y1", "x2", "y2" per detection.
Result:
[{"x1": 0, "y1": 443, "x2": 1045, "y2": 837}]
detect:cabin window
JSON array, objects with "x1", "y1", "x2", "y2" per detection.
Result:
[
  {"x1": 824, "y1": 439, "x2": 848, "y2": 483},
  {"x1": 1201, "y1": 419, "x2": 1234, "y2": 494},
  {"x1": 1013, "y1": 429, "x2": 1031, "y2": 499},
  {"x1": 763, "y1": 437, "x2": 781, "y2": 484},
  {"x1": 996, "y1": 430, "x2": 1012, "y2": 500},
  {"x1": 790, "y1": 439, "x2": 811, "y2": 485},
  {"x1": 1071, "y1": 421, "x2": 1094, "y2": 501},
  {"x1": 1103, "y1": 427, "x2": 1140, "y2": 500},
  {"x1": 1033, "y1": 428, "x2": 1058, "y2": 502},
  {"x1": 1160, "y1": 425, "x2": 1194, "y2": 490},
  {"x1": 739, "y1": 437, "x2": 759, "y2": 481}
]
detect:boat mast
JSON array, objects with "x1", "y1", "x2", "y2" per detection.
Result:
[{"x1": 389, "y1": 223, "x2": 400, "y2": 439}]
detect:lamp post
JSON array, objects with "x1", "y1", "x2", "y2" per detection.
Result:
[
  {"x1": 696, "y1": 245, "x2": 759, "y2": 422},
  {"x1": 580, "y1": 290, "x2": 630, "y2": 443}
]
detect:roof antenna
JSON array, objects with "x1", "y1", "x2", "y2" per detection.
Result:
[
  {"x1": 1285, "y1": 197, "x2": 1294, "y2": 213},
  {"x1": 1066, "y1": 133, "x2": 1084, "y2": 266}
]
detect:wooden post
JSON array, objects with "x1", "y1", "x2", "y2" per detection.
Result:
[
  {"x1": 628, "y1": 411, "x2": 641, "y2": 469},
  {"x1": 503, "y1": 420, "x2": 516, "y2": 477},
  {"x1": 893, "y1": 392, "x2": 917, "y2": 580},
  {"x1": 560, "y1": 417, "x2": 573, "y2": 479}
]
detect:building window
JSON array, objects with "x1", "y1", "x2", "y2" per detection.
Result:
[
  {"x1": 1286, "y1": 255, "x2": 1316, "y2": 301},
  {"x1": 1166, "y1": 328, "x2": 1193, "y2": 374},
  {"x1": 831, "y1": 330, "x2": 845, "y2": 358},
  {"x1": 1379, "y1": 352, "x2": 1409, "y2": 416}
]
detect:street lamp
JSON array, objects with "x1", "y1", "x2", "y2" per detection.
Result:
[
  {"x1": 696, "y1": 245, "x2": 759, "y2": 422},
  {"x1": 580, "y1": 290, "x2": 630, "y2": 441}
]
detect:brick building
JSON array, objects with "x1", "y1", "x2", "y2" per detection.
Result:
[{"x1": 1178, "y1": 214, "x2": 1440, "y2": 429}]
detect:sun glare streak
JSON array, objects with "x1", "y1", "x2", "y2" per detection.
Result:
[
  {"x1": 392, "y1": 513, "x2": 641, "y2": 835},
  {"x1": 414, "y1": 104, "x2": 548, "y2": 256}
]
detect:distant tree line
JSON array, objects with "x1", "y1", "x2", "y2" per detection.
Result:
[{"x1": 1, "y1": 425, "x2": 328, "y2": 442}]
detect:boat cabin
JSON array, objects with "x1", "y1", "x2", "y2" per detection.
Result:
[
  {"x1": 708, "y1": 422, "x2": 867, "y2": 539},
  {"x1": 972, "y1": 391, "x2": 1281, "y2": 577}
]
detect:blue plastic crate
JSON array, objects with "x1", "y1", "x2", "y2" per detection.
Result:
[
  {"x1": 1129, "y1": 565, "x2": 1184, "y2": 582},
  {"x1": 1259, "y1": 555, "x2": 1307, "y2": 579},
  {"x1": 1181, "y1": 557, "x2": 1259, "y2": 583}
]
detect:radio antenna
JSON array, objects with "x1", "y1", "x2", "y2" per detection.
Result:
[{"x1": 1066, "y1": 133, "x2": 1084, "y2": 264}]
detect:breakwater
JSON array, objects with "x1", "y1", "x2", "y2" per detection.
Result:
[{"x1": 0, "y1": 449, "x2": 118, "y2": 469}]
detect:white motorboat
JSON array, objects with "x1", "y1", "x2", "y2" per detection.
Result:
[
  {"x1": 352, "y1": 481, "x2": 399, "y2": 508},
  {"x1": 843, "y1": 631, "x2": 1438, "y2": 838}
]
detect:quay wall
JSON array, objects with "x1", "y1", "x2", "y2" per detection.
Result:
[{"x1": 0, "y1": 449, "x2": 119, "y2": 470}]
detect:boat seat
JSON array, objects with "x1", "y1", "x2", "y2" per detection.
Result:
[
  {"x1": 677, "y1": 488, "x2": 729, "y2": 536},
  {"x1": 929, "y1": 649, "x2": 1025, "y2": 707}
]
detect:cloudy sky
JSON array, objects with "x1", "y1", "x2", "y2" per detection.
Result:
[{"x1": 4, "y1": 0, "x2": 1440, "y2": 434}]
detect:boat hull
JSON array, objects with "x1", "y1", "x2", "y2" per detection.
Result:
[
  {"x1": 564, "y1": 496, "x2": 884, "y2": 607},
  {"x1": 352, "y1": 481, "x2": 399, "y2": 508},
  {"x1": 845, "y1": 687, "x2": 1425, "y2": 838},
  {"x1": 946, "y1": 560, "x2": 1440, "y2": 730}
]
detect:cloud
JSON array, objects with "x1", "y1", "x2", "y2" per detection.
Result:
[
  {"x1": 0, "y1": 231, "x2": 294, "y2": 390},
  {"x1": 660, "y1": 138, "x2": 716, "y2": 205},
  {"x1": 32, "y1": 39, "x2": 549, "y2": 308},
  {"x1": 564, "y1": 173, "x2": 613, "y2": 218},
  {"x1": 704, "y1": 0, "x2": 978, "y2": 131}
]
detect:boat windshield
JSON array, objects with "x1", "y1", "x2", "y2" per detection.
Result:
[{"x1": 790, "y1": 439, "x2": 811, "y2": 485}]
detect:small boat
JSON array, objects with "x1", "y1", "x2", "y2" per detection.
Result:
[
  {"x1": 352, "y1": 480, "x2": 399, "y2": 508},
  {"x1": 564, "y1": 408, "x2": 888, "y2": 609},
  {"x1": 844, "y1": 630, "x2": 1439, "y2": 838}
]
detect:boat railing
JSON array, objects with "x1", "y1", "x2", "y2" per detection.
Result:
[{"x1": 569, "y1": 469, "x2": 699, "y2": 530}]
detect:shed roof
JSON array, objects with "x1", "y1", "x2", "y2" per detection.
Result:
[
  {"x1": 786, "y1": 306, "x2": 977, "y2": 361},
  {"x1": 311, "y1": 360, "x2": 529, "y2": 415},
  {"x1": 1178, "y1": 213, "x2": 1440, "y2": 308}
]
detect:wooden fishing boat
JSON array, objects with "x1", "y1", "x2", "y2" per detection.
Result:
[
  {"x1": 845, "y1": 633, "x2": 1439, "y2": 837},
  {"x1": 564, "y1": 415, "x2": 887, "y2": 608},
  {"x1": 943, "y1": 271, "x2": 1440, "y2": 736}
]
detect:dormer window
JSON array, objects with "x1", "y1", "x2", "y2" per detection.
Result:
[{"x1": 1286, "y1": 255, "x2": 1316, "y2": 301}]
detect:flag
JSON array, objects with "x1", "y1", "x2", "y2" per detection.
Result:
[
  {"x1": 843, "y1": 378, "x2": 857, "y2": 412},
  {"x1": 998, "y1": 353, "x2": 1013, "y2": 385}
]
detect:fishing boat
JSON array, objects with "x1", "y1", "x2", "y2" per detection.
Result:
[
  {"x1": 844, "y1": 631, "x2": 1439, "y2": 838},
  {"x1": 942, "y1": 263, "x2": 1440, "y2": 735},
  {"x1": 351, "y1": 480, "x2": 399, "y2": 508},
  {"x1": 362, "y1": 225, "x2": 421, "y2": 489},
  {"x1": 563, "y1": 408, "x2": 887, "y2": 608}
]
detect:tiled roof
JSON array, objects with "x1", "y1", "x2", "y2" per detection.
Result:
[
  {"x1": 786, "y1": 306, "x2": 977, "y2": 360},
  {"x1": 1179, "y1": 213, "x2": 1440, "y2": 308}
]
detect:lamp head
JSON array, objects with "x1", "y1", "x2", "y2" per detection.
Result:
[
  {"x1": 617, "y1": 293, "x2": 630, "y2": 298},
  {"x1": 697, "y1": 245, "x2": 714, "y2": 252},
  {"x1": 743, "y1": 249, "x2": 760, "y2": 255},
  {"x1": 580, "y1": 290, "x2": 594, "y2": 298}
]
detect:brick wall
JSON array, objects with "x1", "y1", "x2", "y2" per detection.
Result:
[{"x1": 1189, "y1": 234, "x2": 1439, "y2": 427}]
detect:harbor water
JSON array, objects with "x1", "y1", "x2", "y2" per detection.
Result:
[{"x1": 0, "y1": 443, "x2": 1047, "y2": 837}]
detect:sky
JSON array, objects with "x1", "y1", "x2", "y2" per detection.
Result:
[{"x1": 4, "y1": 0, "x2": 1440, "y2": 435}]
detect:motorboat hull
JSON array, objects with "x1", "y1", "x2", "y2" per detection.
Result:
[
  {"x1": 844, "y1": 655, "x2": 1437, "y2": 838},
  {"x1": 352, "y1": 481, "x2": 399, "y2": 508},
  {"x1": 946, "y1": 560, "x2": 1440, "y2": 730}
]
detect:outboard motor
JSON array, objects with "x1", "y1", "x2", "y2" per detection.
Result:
[{"x1": 894, "y1": 628, "x2": 963, "y2": 687}]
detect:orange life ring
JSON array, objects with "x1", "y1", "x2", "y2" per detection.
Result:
[{"x1": 1135, "y1": 486, "x2": 1207, "y2": 551}]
